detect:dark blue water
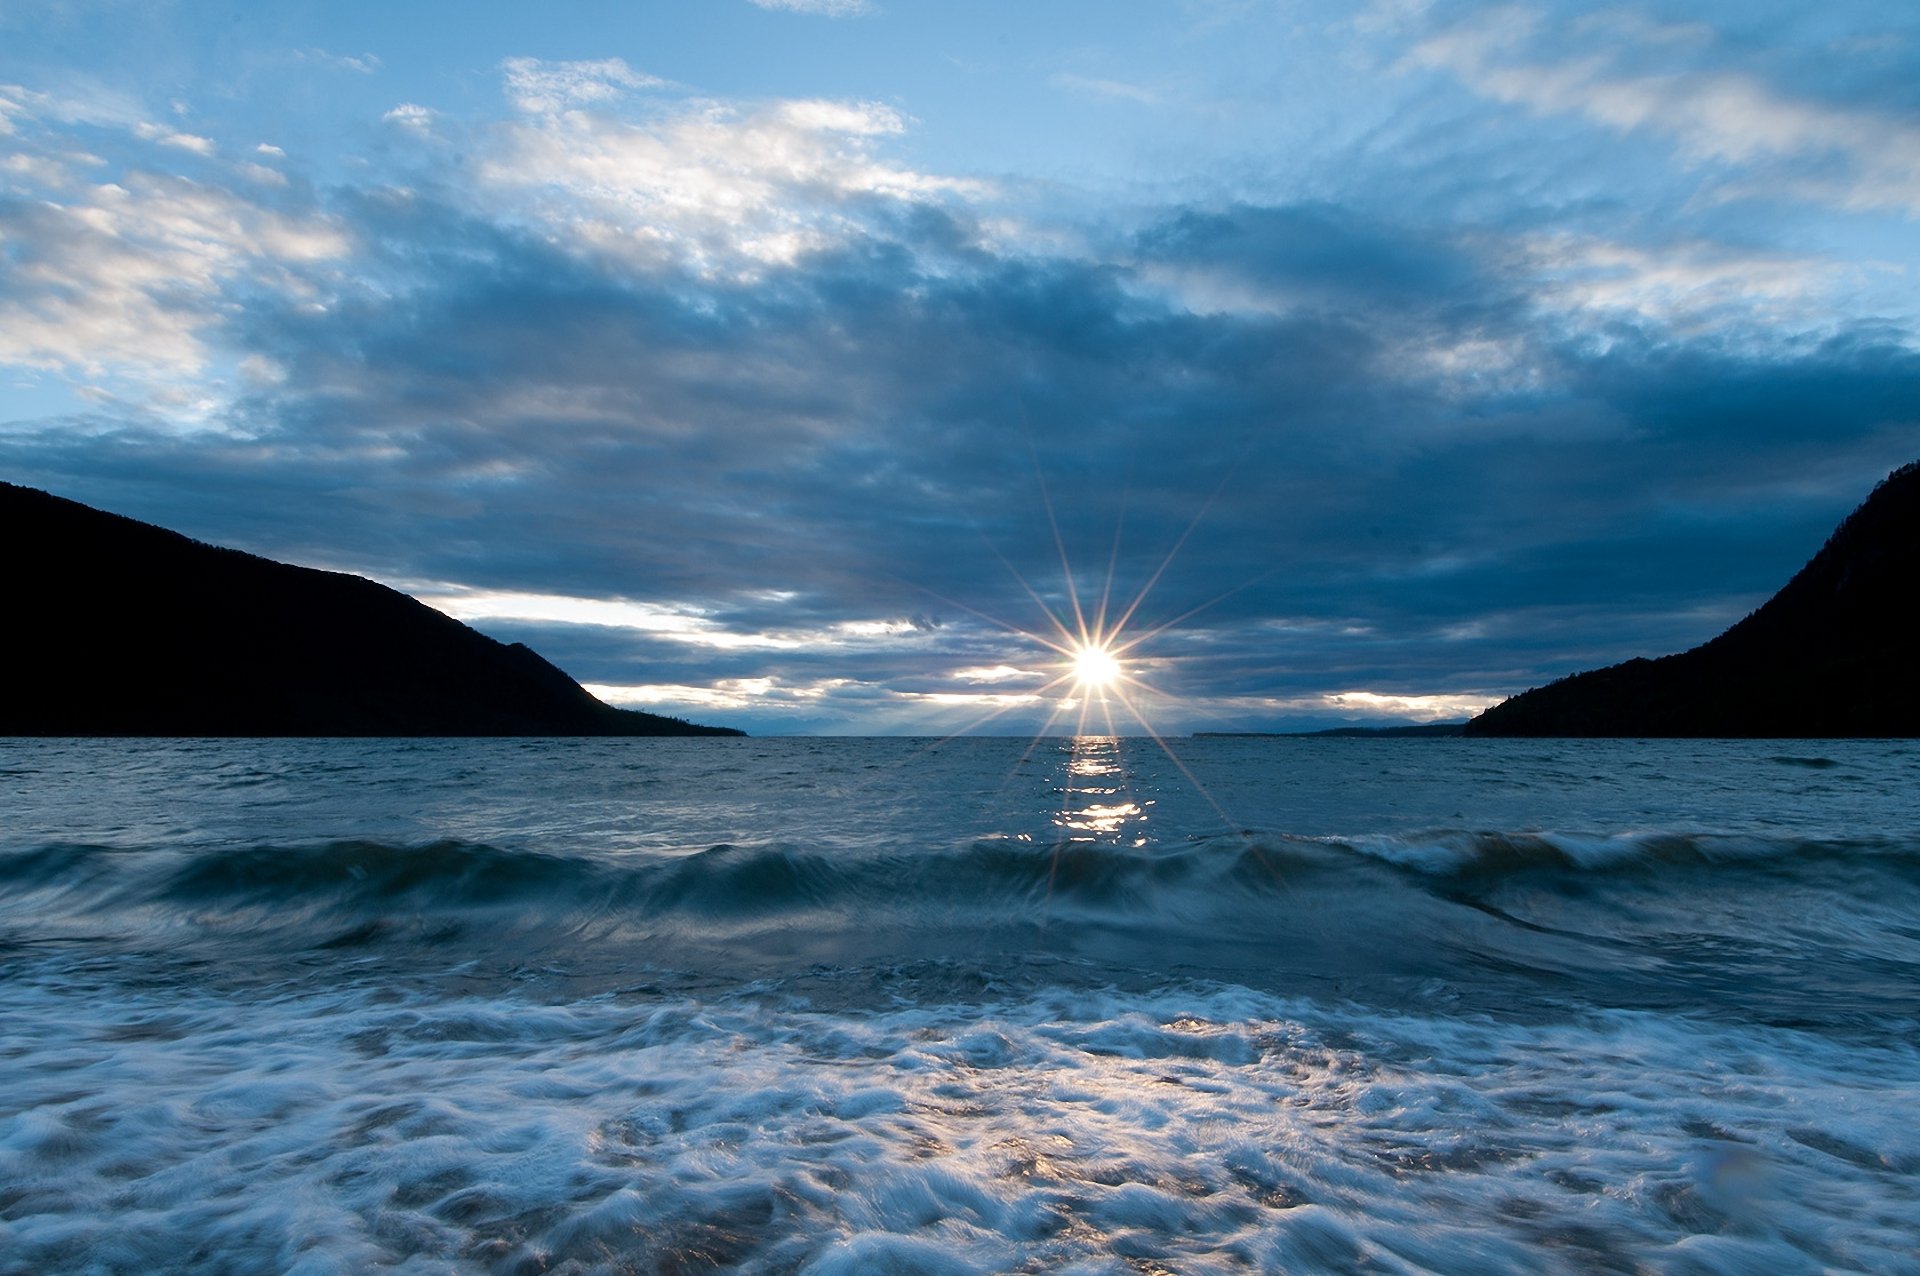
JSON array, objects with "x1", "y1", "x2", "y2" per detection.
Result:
[{"x1": 3, "y1": 737, "x2": 1917, "y2": 1273}]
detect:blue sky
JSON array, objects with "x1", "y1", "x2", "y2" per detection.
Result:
[{"x1": 4, "y1": 0, "x2": 1918, "y2": 734}]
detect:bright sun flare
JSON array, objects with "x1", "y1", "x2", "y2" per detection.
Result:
[{"x1": 1072, "y1": 643, "x2": 1122, "y2": 690}]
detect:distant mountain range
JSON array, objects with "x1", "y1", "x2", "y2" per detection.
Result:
[
  {"x1": 1467, "y1": 461, "x2": 1920, "y2": 737},
  {"x1": 2, "y1": 483, "x2": 742, "y2": 737}
]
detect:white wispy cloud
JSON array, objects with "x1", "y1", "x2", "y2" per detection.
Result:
[
  {"x1": 132, "y1": 121, "x2": 215, "y2": 155},
  {"x1": 908, "y1": 690, "x2": 1045, "y2": 708},
  {"x1": 293, "y1": 49, "x2": 382, "y2": 75},
  {"x1": 420, "y1": 588, "x2": 804, "y2": 649},
  {"x1": 1414, "y1": 12, "x2": 1920, "y2": 215},
  {"x1": 1049, "y1": 72, "x2": 1162, "y2": 106},
  {"x1": 1522, "y1": 232, "x2": 1856, "y2": 335},
  {"x1": 747, "y1": 0, "x2": 875, "y2": 17},
  {"x1": 480, "y1": 84, "x2": 980, "y2": 271},
  {"x1": 0, "y1": 98, "x2": 347, "y2": 388},
  {"x1": 585, "y1": 676, "x2": 854, "y2": 711},
  {"x1": 500, "y1": 56, "x2": 667, "y2": 114},
  {"x1": 420, "y1": 588, "x2": 947, "y2": 655},
  {"x1": 950, "y1": 664, "x2": 1044, "y2": 684},
  {"x1": 0, "y1": 79, "x2": 144, "y2": 131},
  {"x1": 1247, "y1": 691, "x2": 1500, "y2": 721}
]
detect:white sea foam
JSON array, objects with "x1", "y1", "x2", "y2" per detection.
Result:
[
  {"x1": 4, "y1": 736, "x2": 1919, "y2": 1272},
  {"x1": 4, "y1": 962, "x2": 1917, "y2": 1274}
]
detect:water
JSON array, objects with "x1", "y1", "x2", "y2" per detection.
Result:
[{"x1": 3, "y1": 736, "x2": 1918, "y2": 1274}]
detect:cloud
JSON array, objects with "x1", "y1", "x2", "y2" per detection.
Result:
[
  {"x1": 950, "y1": 665, "x2": 1043, "y2": 685},
  {"x1": 0, "y1": 160, "x2": 347, "y2": 388},
  {"x1": 478, "y1": 86, "x2": 978, "y2": 272},
  {"x1": 746, "y1": 0, "x2": 875, "y2": 17},
  {"x1": 1133, "y1": 203, "x2": 1488, "y2": 317},
  {"x1": 1519, "y1": 232, "x2": 1859, "y2": 337},
  {"x1": 1413, "y1": 10, "x2": 1920, "y2": 214},
  {"x1": 414, "y1": 586, "x2": 937, "y2": 653},
  {"x1": 132, "y1": 122, "x2": 215, "y2": 155},
  {"x1": 500, "y1": 56, "x2": 667, "y2": 114},
  {"x1": 5, "y1": 36, "x2": 1920, "y2": 732},
  {"x1": 45, "y1": 181, "x2": 1894, "y2": 731},
  {"x1": 382, "y1": 103, "x2": 435, "y2": 133},
  {"x1": 1050, "y1": 73, "x2": 1162, "y2": 106},
  {"x1": 1244, "y1": 690, "x2": 1501, "y2": 721},
  {"x1": 292, "y1": 49, "x2": 382, "y2": 75},
  {"x1": 0, "y1": 79, "x2": 144, "y2": 132}
]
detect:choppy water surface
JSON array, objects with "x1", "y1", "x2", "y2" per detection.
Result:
[{"x1": 3, "y1": 736, "x2": 1918, "y2": 1273}]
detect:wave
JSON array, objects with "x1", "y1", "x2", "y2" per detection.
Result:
[
  {"x1": 2, "y1": 837, "x2": 1293, "y2": 924},
  {"x1": 1328, "y1": 827, "x2": 1920, "y2": 876},
  {"x1": 5, "y1": 827, "x2": 1917, "y2": 931},
  {"x1": 9, "y1": 830, "x2": 1919, "y2": 1031}
]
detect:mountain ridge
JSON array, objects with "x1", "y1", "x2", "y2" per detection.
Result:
[
  {"x1": 1466, "y1": 461, "x2": 1920, "y2": 737},
  {"x1": 2, "y1": 482, "x2": 742, "y2": 737}
]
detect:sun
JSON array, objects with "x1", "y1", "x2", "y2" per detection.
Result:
[
  {"x1": 910, "y1": 476, "x2": 1219, "y2": 740},
  {"x1": 1072, "y1": 642, "x2": 1122, "y2": 691}
]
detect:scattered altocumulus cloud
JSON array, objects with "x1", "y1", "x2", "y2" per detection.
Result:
[
  {"x1": 382, "y1": 103, "x2": 435, "y2": 133},
  {"x1": 0, "y1": 93, "x2": 347, "y2": 394}
]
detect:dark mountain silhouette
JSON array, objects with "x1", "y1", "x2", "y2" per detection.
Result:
[
  {"x1": 1467, "y1": 461, "x2": 1920, "y2": 737},
  {"x1": 2, "y1": 482, "x2": 742, "y2": 737}
]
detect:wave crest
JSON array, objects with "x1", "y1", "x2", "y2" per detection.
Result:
[{"x1": 4, "y1": 829, "x2": 1915, "y2": 948}]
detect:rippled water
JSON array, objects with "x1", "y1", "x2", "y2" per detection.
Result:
[{"x1": 3, "y1": 736, "x2": 1918, "y2": 1273}]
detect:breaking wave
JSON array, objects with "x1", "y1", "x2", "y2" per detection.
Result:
[
  {"x1": 7, "y1": 831, "x2": 1920, "y2": 1027},
  {"x1": 4, "y1": 827, "x2": 1915, "y2": 924}
]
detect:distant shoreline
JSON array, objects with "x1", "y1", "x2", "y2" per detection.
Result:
[{"x1": 1194, "y1": 722, "x2": 1468, "y2": 738}]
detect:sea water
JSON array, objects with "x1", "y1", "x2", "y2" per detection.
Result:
[{"x1": 2, "y1": 735, "x2": 1917, "y2": 1274}]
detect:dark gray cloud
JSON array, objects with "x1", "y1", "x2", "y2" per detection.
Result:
[
  {"x1": 5, "y1": 19, "x2": 1919, "y2": 734},
  {"x1": 12, "y1": 175, "x2": 1917, "y2": 733}
]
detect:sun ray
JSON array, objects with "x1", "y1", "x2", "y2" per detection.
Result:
[
  {"x1": 885, "y1": 456, "x2": 1268, "y2": 875},
  {"x1": 896, "y1": 573, "x2": 1077, "y2": 658},
  {"x1": 1106, "y1": 682, "x2": 1247, "y2": 840},
  {"x1": 1105, "y1": 470, "x2": 1230, "y2": 642},
  {"x1": 1030, "y1": 440, "x2": 1091, "y2": 646},
  {"x1": 1109, "y1": 565, "x2": 1281, "y2": 659},
  {"x1": 1092, "y1": 494, "x2": 1129, "y2": 648},
  {"x1": 988, "y1": 538, "x2": 1084, "y2": 653}
]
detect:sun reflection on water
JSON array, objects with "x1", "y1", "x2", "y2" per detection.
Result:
[
  {"x1": 1051, "y1": 736, "x2": 1152, "y2": 846},
  {"x1": 903, "y1": 472, "x2": 1258, "y2": 851}
]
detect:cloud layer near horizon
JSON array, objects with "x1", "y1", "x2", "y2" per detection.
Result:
[{"x1": 3, "y1": 2, "x2": 1918, "y2": 733}]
